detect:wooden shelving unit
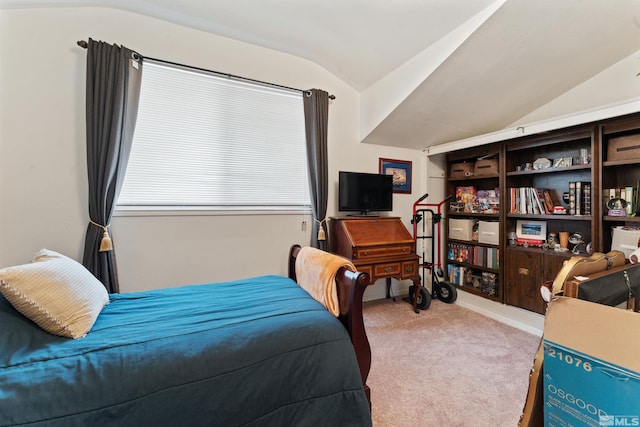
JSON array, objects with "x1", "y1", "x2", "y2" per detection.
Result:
[
  {"x1": 444, "y1": 112, "x2": 640, "y2": 314},
  {"x1": 445, "y1": 143, "x2": 503, "y2": 302}
]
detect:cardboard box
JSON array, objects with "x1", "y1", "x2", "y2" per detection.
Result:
[
  {"x1": 608, "y1": 134, "x2": 640, "y2": 161},
  {"x1": 448, "y1": 218, "x2": 476, "y2": 241},
  {"x1": 477, "y1": 220, "x2": 499, "y2": 245},
  {"x1": 611, "y1": 227, "x2": 640, "y2": 258},
  {"x1": 543, "y1": 298, "x2": 640, "y2": 427}
]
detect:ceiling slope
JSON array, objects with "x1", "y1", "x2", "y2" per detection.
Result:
[{"x1": 363, "y1": 0, "x2": 640, "y2": 149}]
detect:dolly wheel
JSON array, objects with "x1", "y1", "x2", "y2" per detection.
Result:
[
  {"x1": 437, "y1": 282, "x2": 458, "y2": 304},
  {"x1": 409, "y1": 285, "x2": 432, "y2": 310}
]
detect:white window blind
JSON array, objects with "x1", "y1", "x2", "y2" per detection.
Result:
[{"x1": 117, "y1": 60, "x2": 311, "y2": 210}]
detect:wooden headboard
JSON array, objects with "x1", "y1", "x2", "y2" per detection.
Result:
[{"x1": 288, "y1": 244, "x2": 372, "y2": 406}]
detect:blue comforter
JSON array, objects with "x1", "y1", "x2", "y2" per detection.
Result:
[{"x1": 0, "y1": 275, "x2": 371, "y2": 426}]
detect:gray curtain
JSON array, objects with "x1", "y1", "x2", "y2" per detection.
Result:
[
  {"x1": 303, "y1": 89, "x2": 329, "y2": 250},
  {"x1": 82, "y1": 39, "x2": 143, "y2": 293}
]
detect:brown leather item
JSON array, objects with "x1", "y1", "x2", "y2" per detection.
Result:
[
  {"x1": 449, "y1": 162, "x2": 474, "y2": 178},
  {"x1": 473, "y1": 158, "x2": 498, "y2": 176},
  {"x1": 607, "y1": 134, "x2": 640, "y2": 161}
]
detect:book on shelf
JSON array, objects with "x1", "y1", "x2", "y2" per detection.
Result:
[
  {"x1": 509, "y1": 187, "x2": 550, "y2": 214},
  {"x1": 447, "y1": 243, "x2": 499, "y2": 269},
  {"x1": 569, "y1": 181, "x2": 591, "y2": 216},
  {"x1": 572, "y1": 181, "x2": 591, "y2": 216},
  {"x1": 575, "y1": 181, "x2": 583, "y2": 215},
  {"x1": 542, "y1": 189, "x2": 556, "y2": 213},
  {"x1": 625, "y1": 186, "x2": 634, "y2": 215},
  {"x1": 447, "y1": 265, "x2": 474, "y2": 287},
  {"x1": 582, "y1": 182, "x2": 591, "y2": 215},
  {"x1": 568, "y1": 182, "x2": 576, "y2": 215},
  {"x1": 535, "y1": 188, "x2": 551, "y2": 214}
]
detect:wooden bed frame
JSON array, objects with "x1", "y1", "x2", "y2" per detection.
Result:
[{"x1": 288, "y1": 244, "x2": 372, "y2": 405}]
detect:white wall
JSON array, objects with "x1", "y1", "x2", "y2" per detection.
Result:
[{"x1": 0, "y1": 7, "x2": 424, "y2": 299}]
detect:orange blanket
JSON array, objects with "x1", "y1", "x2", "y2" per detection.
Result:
[{"x1": 295, "y1": 246, "x2": 356, "y2": 317}]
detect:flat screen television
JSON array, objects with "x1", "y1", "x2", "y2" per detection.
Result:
[{"x1": 338, "y1": 171, "x2": 393, "y2": 215}]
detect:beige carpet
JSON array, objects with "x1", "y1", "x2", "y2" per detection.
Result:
[{"x1": 363, "y1": 297, "x2": 541, "y2": 427}]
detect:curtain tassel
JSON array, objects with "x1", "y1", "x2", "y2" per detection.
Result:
[
  {"x1": 99, "y1": 229, "x2": 113, "y2": 252},
  {"x1": 316, "y1": 218, "x2": 327, "y2": 241},
  {"x1": 90, "y1": 220, "x2": 113, "y2": 252}
]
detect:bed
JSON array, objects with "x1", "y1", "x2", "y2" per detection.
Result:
[{"x1": 0, "y1": 245, "x2": 372, "y2": 426}]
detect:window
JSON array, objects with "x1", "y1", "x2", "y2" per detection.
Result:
[{"x1": 117, "y1": 60, "x2": 310, "y2": 211}]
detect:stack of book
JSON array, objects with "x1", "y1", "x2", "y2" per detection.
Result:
[
  {"x1": 447, "y1": 243, "x2": 499, "y2": 269},
  {"x1": 568, "y1": 181, "x2": 592, "y2": 215},
  {"x1": 446, "y1": 260, "x2": 498, "y2": 296},
  {"x1": 509, "y1": 187, "x2": 555, "y2": 214},
  {"x1": 447, "y1": 265, "x2": 474, "y2": 287}
]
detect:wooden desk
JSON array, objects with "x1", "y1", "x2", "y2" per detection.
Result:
[{"x1": 330, "y1": 216, "x2": 421, "y2": 310}]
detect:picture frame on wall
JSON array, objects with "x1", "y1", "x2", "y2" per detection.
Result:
[{"x1": 379, "y1": 158, "x2": 412, "y2": 194}]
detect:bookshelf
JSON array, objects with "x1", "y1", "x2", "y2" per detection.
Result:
[
  {"x1": 445, "y1": 143, "x2": 503, "y2": 302},
  {"x1": 444, "y1": 112, "x2": 640, "y2": 314},
  {"x1": 503, "y1": 127, "x2": 595, "y2": 314}
]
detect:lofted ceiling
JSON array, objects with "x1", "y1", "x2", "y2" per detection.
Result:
[{"x1": 3, "y1": 0, "x2": 639, "y2": 149}]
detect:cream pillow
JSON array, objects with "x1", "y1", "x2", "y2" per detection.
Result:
[{"x1": 0, "y1": 249, "x2": 109, "y2": 339}]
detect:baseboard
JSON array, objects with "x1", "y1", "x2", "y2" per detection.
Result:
[{"x1": 455, "y1": 291, "x2": 544, "y2": 337}]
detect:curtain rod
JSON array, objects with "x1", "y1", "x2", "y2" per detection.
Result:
[{"x1": 76, "y1": 40, "x2": 335, "y2": 100}]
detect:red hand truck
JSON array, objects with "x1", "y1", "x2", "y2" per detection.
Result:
[{"x1": 409, "y1": 193, "x2": 457, "y2": 310}]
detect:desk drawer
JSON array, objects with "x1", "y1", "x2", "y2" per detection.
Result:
[
  {"x1": 401, "y1": 261, "x2": 418, "y2": 278},
  {"x1": 354, "y1": 244, "x2": 413, "y2": 260},
  {"x1": 373, "y1": 262, "x2": 402, "y2": 277}
]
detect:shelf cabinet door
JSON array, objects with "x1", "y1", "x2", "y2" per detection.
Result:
[{"x1": 504, "y1": 249, "x2": 566, "y2": 314}]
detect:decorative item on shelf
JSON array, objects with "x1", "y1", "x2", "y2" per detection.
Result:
[
  {"x1": 585, "y1": 241, "x2": 593, "y2": 255},
  {"x1": 508, "y1": 231, "x2": 517, "y2": 247},
  {"x1": 475, "y1": 188, "x2": 500, "y2": 214},
  {"x1": 533, "y1": 157, "x2": 552, "y2": 170},
  {"x1": 552, "y1": 157, "x2": 573, "y2": 168},
  {"x1": 579, "y1": 148, "x2": 590, "y2": 165},
  {"x1": 553, "y1": 206, "x2": 567, "y2": 215},
  {"x1": 607, "y1": 197, "x2": 628, "y2": 217},
  {"x1": 558, "y1": 231, "x2": 570, "y2": 251},
  {"x1": 449, "y1": 201, "x2": 465, "y2": 212},
  {"x1": 569, "y1": 232, "x2": 586, "y2": 255},
  {"x1": 546, "y1": 232, "x2": 559, "y2": 250},
  {"x1": 455, "y1": 186, "x2": 476, "y2": 213},
  {"x1": 516, "y1": 220, "x2": 547, "y2": 241}
]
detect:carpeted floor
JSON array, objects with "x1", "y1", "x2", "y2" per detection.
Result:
[{"x1": 363, "y1": 297, "x2": 541, "y2": 427}]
